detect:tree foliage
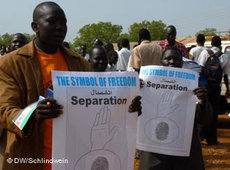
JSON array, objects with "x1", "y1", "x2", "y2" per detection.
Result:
[
  {"x1": 195, "y1": 28, "x2": 217, "y2": 36},
  {"x1": 119, "y1": 33, "x2": 129, "y2": 41},
  {"x1": 72, "y1": 22, "x2": 122, "y2": 52},
  {"x1": 128, "y1": 20, "x2": 166, "y2": 42},
  {"x1": 0, "y1": 33, "x2": 12, "y2": 47},
  {"x1": 128, "y1": 21, "x2": 150, "y2": 42},
  {"x1": 24, "y1": 33, "x2": 36, "y2": 42}
]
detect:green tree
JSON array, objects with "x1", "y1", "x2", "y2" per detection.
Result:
[
  {"x1": 128, "y1": 20, "x2": 166, "y2": 42},
  {"x1": 0, "y1": 33, "x2": 13, "y2": 47},
  {"x1": 119, "y1": 33, "x2": 129, "y2": 41},
  {"x1": 73, "y1": 22, "x2": 122, "y2": 52},
  {"x1": 24, "y1": 33, "x2": 36, "y2": 42},
  {"x1": 128, "y1": 20, "x2": 150, "y2": 42},
  {"x1": 195, "y1": 28, "x2": 217, "y2": 36}
]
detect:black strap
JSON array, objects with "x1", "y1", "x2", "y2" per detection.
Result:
[
  {"x1": 207, "y1": 49, "x2": 222, "y2": 58},
  {"x1": 214, "y1": 51, "x2": 223, "y2": 58},
  {"x1": 207, "y1": 49, "x2": 214, "y2": 56}
]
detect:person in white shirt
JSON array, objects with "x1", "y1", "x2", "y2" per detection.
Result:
[
  {"x1": 189, "y1": 34, "x2": 206, "y2": 62},
  {"x1": 117, "y1": 38, "x2": 132, "y2": 71},
  {"x1": 197, "y1": 36, "x2": 229, "y2": 72},
  {"x1": 198, "y1": 36, "x2": 230, "y2": 145}
]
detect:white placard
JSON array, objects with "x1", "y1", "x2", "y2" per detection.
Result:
[
  {"x1": 137, "y1": 66, "x2": 198, "y2": 156},
  {"x1": 52, "y1": 71, "x2": 139, "y2": 170}
]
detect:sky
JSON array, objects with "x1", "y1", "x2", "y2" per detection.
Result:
[{"x1": 0, "y1": 0, "x2": 229, "y2": 42}]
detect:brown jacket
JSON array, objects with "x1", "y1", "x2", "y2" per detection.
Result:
[{"x1": 0, "y1": 40, "x2": 90, "y2": 170}]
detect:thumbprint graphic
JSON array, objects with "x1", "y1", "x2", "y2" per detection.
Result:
[
  {"x1": 74, "y1": 150, "x2": 121, "y2": 170},
  {"x1": 91, "y1": 156, "x2": 109, "y2": 170},
  {"x1": 155, "y1": 122, "x2": 169, "y2": 140},
  {"x1": 143, "y1": 92, "x2": 180, "y2": 144},
  {"x1": 144, "y1": 117, "x2": 179, "y2": 144}
]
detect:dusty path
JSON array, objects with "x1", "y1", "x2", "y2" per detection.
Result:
[
  {"x1": 134, "y1": 114, "x2": 230, "y2": 170},
  {"x1": 202, "y1": 114, "x2": 230, "y2": 170}
]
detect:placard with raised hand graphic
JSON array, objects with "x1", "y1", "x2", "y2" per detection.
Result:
[
  {"x1": 137, "y1": 66, "x2": 198, "y2": 156},
  {"x1": 51, "y1": 71, "x2": 139, "y2": 170}
]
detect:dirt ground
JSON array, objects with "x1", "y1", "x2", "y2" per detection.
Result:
[
  {"x1": 202, "y1": 114, "x2": 230, "y2": 170},
  {"x1": 134, "y1": 114, "x2": 230, "y2": 170},
  {"x1": 0, "y1": 115, "x2": 229, "y2": 170}
]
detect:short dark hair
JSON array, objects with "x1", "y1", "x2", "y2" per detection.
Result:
[
  {"x1": 11, "y1": 33, "x2": 28, "y2": 43},
  {"x1": 196, "y1": 34, "x2": 205, "y2": 44},
  {"x1": 90, "y1": 46, "x2": 106, "y2": 58},
  {"x1": 33, "y1": 1, "x2": 61, "y2": 22},
  {"x1": 121, "y1": 38, "x2": 130, "y2": 48},
  {"x1": 211, "y1": 36, "x2": 221, "y2": 47},
  {"x1": 107, "y1": 50, "x2": 118, "y2": 58},
  {"x1": 161, "y1": 46, "x2": 182, "y2": 60},
  {"x1": 12, "y1": 33, "x2": 26, "y2": 38},
  {"x1": 139, "y1": 28, "x2": 151, "y2": 42},
  {"x1": 166, "y1": 25, "x2": 177, "y2": 35},
  {"x1": 104, "y1": 42, "x2": 114, "y2": 53},
  {"x1": 94, "y1": 39, "x2": 103, "y2": 47}
]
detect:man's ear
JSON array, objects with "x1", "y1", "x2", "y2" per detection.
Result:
[{"x1": 31, "y1": 22, "x2": 39, "y2": 33}]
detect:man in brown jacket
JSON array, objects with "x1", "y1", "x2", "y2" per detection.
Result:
[{"x1": 0, "y1": 2, "x2": 89, "y2": 170}]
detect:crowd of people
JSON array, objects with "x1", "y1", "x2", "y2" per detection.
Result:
[{"x1": 0, "y1": 1, "x2": 229, "y2": 170}]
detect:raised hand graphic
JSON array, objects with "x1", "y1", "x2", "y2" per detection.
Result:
[
  {"x1": 90, "y1": 107, "x2": 118, "y2": 150},
  {"x1": 157, "y1": 91, "x2": 178, "y2": 117}
]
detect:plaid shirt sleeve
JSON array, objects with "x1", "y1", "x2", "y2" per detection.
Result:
[
  {"x1": 176, "y1": 42, "x2": 189, "y2": 58},
  {"x1": 157, "y1": 40, "x2": 168, "y2": 51}
]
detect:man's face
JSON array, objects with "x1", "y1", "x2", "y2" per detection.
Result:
[
  {"x1": 166, "y1": 27, "x2": 176, "y2": 45},
  {"x1": 90, "y1": 48, "x2": 108, "y2": 72},
  {"x1": 11, "y1": 34, "x2": 27, "y2": 51},
  {"x1": 161, "y1": 49, "x2": 183, "y2": 68},
  {"x1": 33, "y1": 5, "x2": 67, "y2": 47}
]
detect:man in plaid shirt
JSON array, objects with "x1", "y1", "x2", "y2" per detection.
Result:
[{"x1": 158, "y1": 25, "x2": 188, "y2": 58}]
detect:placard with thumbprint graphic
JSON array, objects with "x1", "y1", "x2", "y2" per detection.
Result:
[
  {"x1": 74, "y1": 107, "x2": 121, "y2": 170},
  {"x1": 51, "y1": 71, "x2": 139, "y2": 170},
  {"x1": 137, "y1": 66, "x2": 198, "y2": 157}
]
